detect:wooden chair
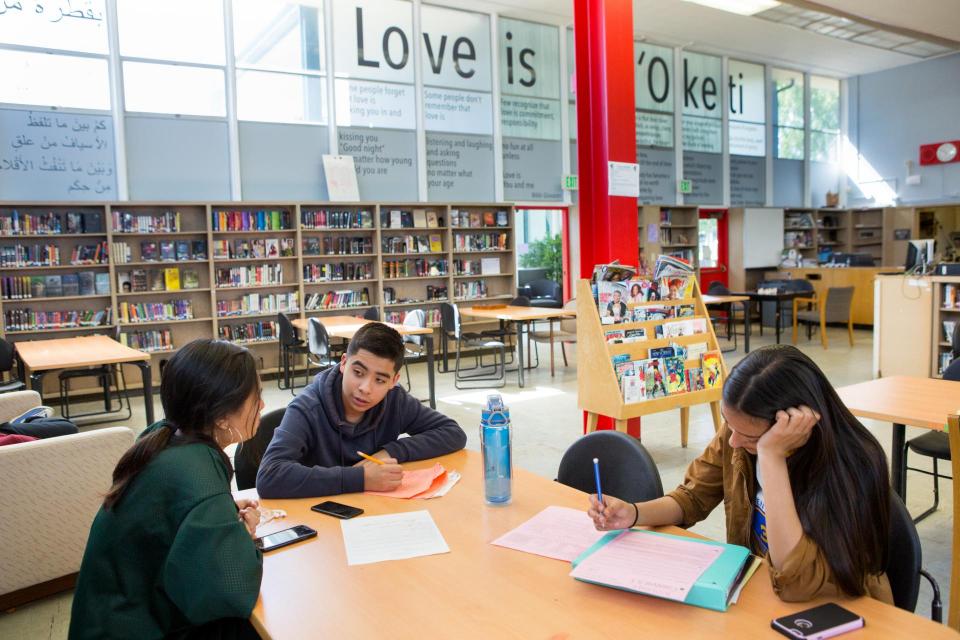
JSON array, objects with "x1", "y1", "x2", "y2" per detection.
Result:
[
  {"x1": 791, "y1": 286, "x2": 855, "y2": 349},
  {"x1": 947, "y1": 413, "x2": 960, "y2": 631}
]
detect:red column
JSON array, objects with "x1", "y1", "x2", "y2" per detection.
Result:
[{"x1": 574, "y1": 0, "x2": 641, "y2": 437}]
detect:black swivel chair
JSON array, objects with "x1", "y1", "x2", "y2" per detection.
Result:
[
  {"x1": 234, "y1": 407, "x2": 286, "y2": 491},
  {"x1": 556, "y1": 431, "x2": 664, "y2": 503},
  {"x1": 277, "y1": 313, "x2": 310, "y2": 392},
  {"x1": 519, "y1": 278, "x2": 562, "y2": 309},
  {"x1": 886, "y1": 493, "x2": 942, "y2": 621},
  {"x1": 0, "y1": 338, "x2": 26, "y2": 393},
  {"x1": 480, "y1": 295, "x2": 529, "y2": 367},
  {"x1": 363, "y1": 307, "x2": 380, "y2": 321},
  {"x1": 439, "y1": 302, "x2": 505, "y2": 389}
]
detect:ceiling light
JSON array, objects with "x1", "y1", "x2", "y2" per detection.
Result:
[{"x1": 682, "y1": 0, "x2": 781, "y2": 16}]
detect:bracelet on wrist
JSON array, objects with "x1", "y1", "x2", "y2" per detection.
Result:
[{"x1": 631, "y1": 502, "x2": 640, "y2": 528}]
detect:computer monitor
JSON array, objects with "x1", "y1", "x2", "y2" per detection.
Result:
[{"x1": 905, "y1": 239, "x2": 936, "y2": 272}]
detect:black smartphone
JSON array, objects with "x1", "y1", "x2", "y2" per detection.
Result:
[
  {"x1": 311, "y1": 500, "x2": 364, "y2": 519},
  {"x1": 771, "y1": 602, "x2": 864, "y2": 639},
  {"x1": 255, "y1": 525, "x2": 317, "y2": 552}
]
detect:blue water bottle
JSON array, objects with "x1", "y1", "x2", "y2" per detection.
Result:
[{"x1": 481, "y1": 394, "x2": 512, "y2": 504}]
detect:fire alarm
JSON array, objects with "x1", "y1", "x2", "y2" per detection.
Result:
[{"x1": 920, "y1": 140, "x2": 960, "y2": 166}]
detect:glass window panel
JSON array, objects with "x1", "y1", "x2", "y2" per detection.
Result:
[
  {"x1": 0, "y1": 0, "x2": 107, "y2": 53},
  {"x1": 234, "y1": 0, "x2": 324, "y2": 72},
  {"x1": 772, "y1": 68, "x2": 804, "y2": 128},
  {"x1": 637, "y1": 111, "x2": 674, "y2": 148},
  {"x1": 776, "y1": 126, "x2": 804, "y2": 160},
  {"x1": 634, "y1": 42, "x2": 673, "y2": 113},
  {"x1": 123, "y1": 62, "x2": 225, "y2": 116},
  {"x1": 0, "y1": 49, "x2": 109, "y2": 110},
  {"x1": 699, "y1": 218, "x2": 718, "y2": 268},
  {"x1": 810, "y1": 130, "x2": 839, "y2": 163},
  {"x1": 117, "y1": 0, "x2": 225, "y2": 64},
  {"x1": 237, "y1": 70, "x2": 326, "y2": 123},
  {"x1": 729, "y1": 60, "x2": 764, "y2": 124},
  {"x1": 682, "y1": 115, "x2": 722, "y2": 153},
  {"x1": 730, "y1": 121, "x2": 765, "y2": 156},
  {"x1": 810, "y1": 75, "x2": 839, "y2": 132}
]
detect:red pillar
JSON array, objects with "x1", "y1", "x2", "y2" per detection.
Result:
[{"x1": 574, "y1": 0, "x2": 641, "y2": 438}]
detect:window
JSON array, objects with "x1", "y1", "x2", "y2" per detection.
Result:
[
  {"x1": 681, "y1": 52, "x2": 722, "y2": 153},
  {"x1": 810, "y1": 75, "x2": 840, "y2": 163},
  {"x1": 123, "y1": 62, "x2": 226, "y2": 117},
  {"x1": 117, "y1": 0, "x2": 225, "y2": 64},
  {"x1": 0, "y1": 0, "x2": 108, "y2": 53},
  {"x1": 772, "y1": 68, "x2": 804, "y2": 160},
  {"x1": 236, "y1": 70, "x2": 326, "y2": 123},
  {"x1": 728, "y1": 60, "x2": 765, "y2": 156},
  {"x1": 0, "y1": 49, "x2": 109, "y2": 110},
  {"x1": 234, "y1": 0, "x2": 324, "y2": 72},
  {"x1": 634, "y1": 42, "x2": 674, "y2": 148}
]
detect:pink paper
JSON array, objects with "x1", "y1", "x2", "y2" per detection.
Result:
[
  {"x1": 491, "y1": 506, "x2": 607, "y2": 562},
  {"x1": 569, "y1": 530, "x2": 723, "y2": 602},
  {"x1": 365, "y1": 463, "x2": 446, "y2": 499}
]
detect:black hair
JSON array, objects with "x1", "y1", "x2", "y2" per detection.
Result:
[
  {"x1": 952, "y1": 322, "x2": 960, "y2": 360},
  {"x1": 103, "y1": 339, "x2": 260, "y2": 509},
  {"x1": 722, "y1": 344, "x2": 890, "y2": 597},
  {"x1": 345, "y1": 322, "x2": 405, "y2": 373}
]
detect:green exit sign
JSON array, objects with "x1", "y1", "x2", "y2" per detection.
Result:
[
  {"x1": 679, "y1": 179, "x2": 693, "y2": 194},
  {"x1": 563, "y1": 174, "x2": 578, "y2": 191}
]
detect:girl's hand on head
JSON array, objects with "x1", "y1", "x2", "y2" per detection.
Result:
[{"x1": 757, "y1": 405, "x2": 820, "y2": 459}]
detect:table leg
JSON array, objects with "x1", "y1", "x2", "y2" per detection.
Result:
[
  {"x1": 440, "y1": 329, "x2": 449, "y2": 373},
  {"x1": 891, "y1": 423, "x2": 906, "y2": 499},
  {"x1": 743, "y1": 301, "x2": 751, "y2": 353},
  {"x1": 29, "y1": 370, "x2": 46, "y2": 404},
  {"x1": 517, "y1": 321, "x2": 525, "y2": 387},
  {"x1": 134, "y1": 361, "x2": 155, "y2": 425},
  {"x1": 424, "y1": 335, "x2": 436, "y2": 409},
  {"x1": 549, "y1": 319, "x2": 556, "y2": 377},
  {"x1": 775, "y1": 300, "x2": 782, "y2": 344}
]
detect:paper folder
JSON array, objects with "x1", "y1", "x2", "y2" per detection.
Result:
[{"x1": 570, "y1": 529, "x2": 752, "y2": 612}]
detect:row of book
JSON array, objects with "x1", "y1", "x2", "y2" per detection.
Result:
[
  {"x1": 134, "y1": 240, "x2": 207, "y2": 263},
  {"x1": 2, "y1": 272, "x2": 110, "y2": 299},
  {"x1": 303, "y1": 262, "x2": 373, "y2": 283},
  {"x1": 1, "y1": 243, "x2": 60, "y2": 267},
  {"x1": 449, "y1": 209, "x2": 509, "y2": 228},
  {"x1": 383, "y1": 285, "x2": 447, "y2": 304},
  {"x1": 120, "y1": 300, "x2": 194, "y2": 324},
  {"x1": 943, "y1": 284, "x2": 960, "y2": 309},
  {"x1": 453, "y1": 259, "x2": 483, "y2": 275},
  {"x1": 217, "y1": 292, "x2": 299, "y2": 317},
  {"x1": 658, "y1": 228, "x2": 692, "y2": 245},
  {"x1": 380, "y1": 209, "x2": 443, "y2": 229},
  {"x1": 112, "y1": 211, "x2": 182, "y2": 234},
  {"x1": 4, "y1": 308, "x2": 111, "y2": 332},
  {"x1": 215, "y1": 264, "x2": 285, "y2": 288},
  {"x1": 383, "y1": 258, "x2": 448, "y2": 279},
  {"x1": 305, "y1": 288, "x2": 371, "y2": 310},
  {"x1": 382, "y1": 235, "x2": 444, "y2": 255},
  {"x1": 217, "y1": 321, "x2": 277, "y2": 343},
  {"x1": 119, "y1": 269, "x2": 201, "y2": 293},
  {"x1": 212, "y1": 210, "x2": 292, "y2": 232},
  {"x1": 785, "y1": 230, "x2": 814, "y2": 249},
  {"x1": 385, "y1": 309, "x2": 441, "y2": 327},
  {"x1": 615, "y1": 349, "x2": 722, "y2": 403},
  {"x1": 120, "y1": 329, "x2": 174, "y2": 352},
  {"x1": 302, "y1": 209, "x2": 374, "y2": 230},
  {"x1": 606, "y1": 317, "x2": 709, "y2": 341},
  {"x1": 452, "y1": 232, "x2": 509, "y2": 252},
  {"x1": 597, "y1": 277, "x2": 697, "y2": 324},
  {"x1": 213, "y1": 238, "x2": 295, "y2": 260},
  {"x1": 1, "y1": 210, "x2": 63, "y2": 235},
  {"x1": 454, "y1": 280, "x2": 487, "y2": 299},
  {"x1": 304, "y1": 236, "x2": 373, "y2": 256}
]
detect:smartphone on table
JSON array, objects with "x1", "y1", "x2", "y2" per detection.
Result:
[
  {"x1": 311, "y1": 501, "x2": 364, "y2": 519},
  {"x1": 771, "y1": 602, "x2": 864, "y2": 639},
  {"x1": 255, "y1": 525, "x2": 317, "y2": 552}
]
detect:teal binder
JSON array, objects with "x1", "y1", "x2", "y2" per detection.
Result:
[{"x1": 570, "y1": 529, "x2": 752, "y2": 612}]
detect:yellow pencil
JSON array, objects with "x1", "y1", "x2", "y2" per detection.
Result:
[{"x1": 357, "y1": 450, "x2": 385, "y2": 465}]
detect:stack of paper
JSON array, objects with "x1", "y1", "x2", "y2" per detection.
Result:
[
  {"x1": 341, "y1": 510, "x2": 450, "y2": 565},
  {"x1": 490, "y1": 506, "x2": 606, "y2": 561},
  {"x1": 365, "y1": 463, "x2": 461, "y2": 500}
]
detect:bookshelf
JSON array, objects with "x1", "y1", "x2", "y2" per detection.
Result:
[
  {"x1": 932, "y1": 277, "x2": 960, "y2": 377},
  {"x1": 638, "y1": 206, "x2": 700, "y2": 276},
  {"x1": 576, "y1": 278, "x2": 724, "y2": 446},
  {"x1": 851, "y1": 207, "x2": 884, "y2": 263},
  {"x1": 0, "y1": 201, "x2": 517, "y2": 396},
  {"x1": 782, "y1": 208, "x2": 852, "y2": 265}
]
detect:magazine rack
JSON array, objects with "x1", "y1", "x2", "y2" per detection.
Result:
[{"x1": 576, "y1": 278, "x2": 727, "y2": 446}]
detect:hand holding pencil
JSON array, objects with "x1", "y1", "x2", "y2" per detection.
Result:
[{"x1": 356, "y1": 450, "x2": 403, "y2": 492}]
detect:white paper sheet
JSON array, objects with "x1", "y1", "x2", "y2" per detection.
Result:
[
  {"x1": 491, "y1": 506, "x2": 607, "y2": 562},
  {"x1": 340, "y1": 510, "x2": 450, "y2": 565}
]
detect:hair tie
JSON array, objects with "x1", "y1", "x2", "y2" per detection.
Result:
[{"x1": 631, "y1": 502, "x2": 640, "y2": 528}]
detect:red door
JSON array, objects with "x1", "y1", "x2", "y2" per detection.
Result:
[{"x1": 698, "y1": 208, "x2": 728, "y2": 293}]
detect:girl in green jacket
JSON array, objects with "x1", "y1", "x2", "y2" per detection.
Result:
[{"x1": 70, "y1": 339, "x2": 265, "y2": 639}]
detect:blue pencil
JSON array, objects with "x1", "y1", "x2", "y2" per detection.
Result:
[{"x1": 593, "y1": 457, "x2": 603, "y2": 506}]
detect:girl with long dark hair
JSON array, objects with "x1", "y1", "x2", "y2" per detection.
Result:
[
  {"x1": 588, "y1": 344, "x2": 892, "y2": 602},
  {"x1": 70, "y1": 339, "x2": 265, "y2": 639}
]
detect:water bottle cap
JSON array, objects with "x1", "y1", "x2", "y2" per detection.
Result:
[{"x1": 481, "y1": 409, "x2": 510, "y2": 425}]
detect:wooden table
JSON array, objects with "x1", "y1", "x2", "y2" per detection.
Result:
[
  {"x1": 457, "y1": 305, "x2": 577, "y2": 385},
  {"x1": 291, "y1": 316, "x2": 436, "y2": 409},
  {"x1": 702, "y1": 294, "x2": 752, "y2": 353},
  {"x1": 732, "y1": 290, "x2": 808, "y2": 345},
  {"x1": 837, "y1": 376, "x2": 960, "y2": 498},
  {"x1": 244, "y1": 450, "x2": 953, "y2": 639},
  {"x1": 14, "y1": 334, "x2": 154, "y2": 424}
]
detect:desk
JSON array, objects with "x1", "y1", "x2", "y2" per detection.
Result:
[
  {"x1": 14, "y1": 335, "x2": 154, "y2": 424},
  {"x1": 837, "y1": 376, "x2": 960, "y2": 498},
  {"x1": 732, "y1": 291, "x2": 807, "y2": 345},
  {"x1": 245, "y1": 450, "x2": 952, "y2": 639},
  {"x1": 457, "y1": 305, "x2": 577, "y2": 386},
  {"x1": 702, "y1": 294, "x2": 752, "y2": 353},
  {"x1": 291, "y1": 316, "x2": 436, "y2": 409}
]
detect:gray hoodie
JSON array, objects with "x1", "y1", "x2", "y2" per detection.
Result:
[{"x1": 256, "y1": 366, "x2": 466, "y2": 498}]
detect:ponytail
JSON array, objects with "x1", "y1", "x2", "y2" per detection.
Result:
[{"x1": 103, "y1": 425, "x2": 174, "y2": 509}]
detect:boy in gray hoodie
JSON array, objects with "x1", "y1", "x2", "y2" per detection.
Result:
[{"x1": 256, "y1": 322, "x2": 467, "y2": 498}]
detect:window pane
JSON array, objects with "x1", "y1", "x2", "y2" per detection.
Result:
[
  {"x1": 234, "y1": 0, "x2": 324, "y2": 72},
  {"x1": 810, "y1": 75, "x2": 839, "y2": 133},
  {"x1": 0, "y1": 0, "x2": 108, "y2": 53},
  {"x1": 699, "y1": 218, "x2": 718, "y2": 268},
  {"x1": 730, "y1": 121, "x2": 765, "y2": 156},
  {"x1": 123, "y1": 62, "x2": 225, "y2": 116},
  {"x1": 117, "y1": 0, "x2": 224, "y2": 64},
  {"x1": 0, "y1": 50, "x2": 109, "y2": 110},
  {"x1": 772, "y1": 68, "x2": 804, "y2": 129},
  {"x1": 237, "y1": 70, "x2": 326, "y2": 123},
  {"x1": 728, "y1": 60, "x2": 764, "y2": 124},
  {"x1": 811, "y1": 130, "x2": 839, "y2": 163},
  {"x1": 776, "y1": 126, "x2": 804, "y2": 160}
]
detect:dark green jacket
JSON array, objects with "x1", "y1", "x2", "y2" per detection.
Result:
[{"x1": 69, "y1": 422, "x2": 263, "y2": 640}]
